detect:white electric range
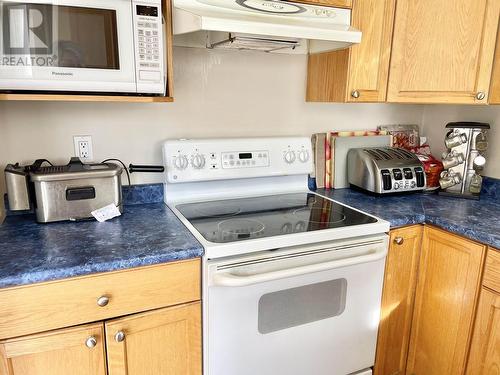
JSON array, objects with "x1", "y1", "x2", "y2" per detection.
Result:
[{"x1": 163, "y1": 137, "x2": 390, "y2": 375}]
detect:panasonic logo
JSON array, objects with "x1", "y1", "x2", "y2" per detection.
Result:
[{"x1": 52, "y1": 71, "x2": 73, "y2": 76}]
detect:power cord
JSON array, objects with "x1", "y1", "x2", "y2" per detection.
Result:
[{"x1": 101, "y1": 158, "x2": 131, "y2": 187}]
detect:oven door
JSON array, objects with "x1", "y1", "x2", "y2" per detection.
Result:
[
  {"x1": 205, "y1": 236, "x2": 388, "y2": 375},
  {"x1": 0, "y1": 0, "x2": 136, "y2": 93}
]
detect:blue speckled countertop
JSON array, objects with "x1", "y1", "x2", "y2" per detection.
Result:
[
  {"x1": 316, "y1": 178, "x2": 500, "y2": 249},
  {"x1": 0, "y1": 186, "x2": 203, "y2": 289},
  {"x1": 1, "y1": 179, "x2": 498, "y2": 290}
]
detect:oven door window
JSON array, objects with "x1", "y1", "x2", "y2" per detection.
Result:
[
  {"x1": 258, "y1": 279, "x2": 347, "y2": 334},
  {"x1": 1, "y1": 2, "x2": 119, "y2": 69}
]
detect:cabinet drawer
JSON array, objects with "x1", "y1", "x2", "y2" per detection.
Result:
[
  {"x1": 0, "y1": 259, "x2": 200, "y2": 340},
  {"x1": 484, "y1": 248, "x2": 500, "y2": 293}
]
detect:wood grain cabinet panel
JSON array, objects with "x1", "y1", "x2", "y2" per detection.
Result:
[
  {"x1": 484, "y1": 248, "x2": 500, "y2": 293},
  {"x1": 466, "y1": 287, "x2": 500, "y2": 375},
  {"x1": 387, "y1": 0, "x2": 500, "y2": 104},
  {"x1": 290, "y1": 0, "x2": 352, "y2": 8},
  {"x1": 0, "y1": 323, "x2": 106, "y2": 375},
  {"x1": 307, "y1": 0, "x2": 396, "y2": 102},
  {"x1": 406, "y1": 227, "x2": 486, "y2": 375},
  {"x1": 489, "y1": 26, "x2": 500, "y2": 104},
  {"x1": 374, "y1": 226, "x2": 422, "y2": 375},
  {"x1": 105, "y1": 302, "x2": 201, "y2": 375}
]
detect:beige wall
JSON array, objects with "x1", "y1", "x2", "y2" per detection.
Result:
[
  {"x1": 0, "y1": 47, "x2": 425, "y2": 218},
  {"x1": 421, "y1": 105, "x2": 500, "y2": 179}
]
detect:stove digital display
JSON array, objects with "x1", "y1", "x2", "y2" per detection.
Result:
[{"x1": 239, "y1": 153, "x2": 253, "y2": 159}]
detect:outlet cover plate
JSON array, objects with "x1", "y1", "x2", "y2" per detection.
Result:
[{"x1": 73, "y1": 135, "x2": 93, "y2": 161}]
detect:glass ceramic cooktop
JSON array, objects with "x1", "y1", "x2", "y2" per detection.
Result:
[{"x1": 176, "y1": 193, "x2": 378, "y2": 243}]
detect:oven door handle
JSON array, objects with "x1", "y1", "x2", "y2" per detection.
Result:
[{"x1": 211, "y1": 246, "x2": 387, "y2": 287}]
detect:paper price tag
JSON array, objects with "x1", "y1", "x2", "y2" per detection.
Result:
[{"x1": 91, "y1": 204, "x2": 122, "y2": 222}]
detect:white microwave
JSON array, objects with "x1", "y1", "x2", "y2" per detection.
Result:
[{"x1": 0, "y1": 0, "x2": 166, "y2": 95}]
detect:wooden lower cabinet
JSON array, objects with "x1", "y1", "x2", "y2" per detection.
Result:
[
  {"x1": 0, "y1": 323, "x2": 107, "y2": 375},
  {"x1": 466, "y1": 287, "x2": 500, "y2": 374},
  {"x1": 406, "y1": 227, "x2": 486, "y2": 375},
  {"x1": 374, "y1": 225, "x2": 422, "y2": 375},
  {"x1": 0, "y1": 303, "x2": 201, "y2": 375},
  {"x1": 106, "y1": 302, "x2": 201, "y2": 375},
  {"x1": 375, "y1": 226, "x2": 493, "y2": 375},
  {"x1": 0, "y1": 259, "x2": 201, "y2": 375}
]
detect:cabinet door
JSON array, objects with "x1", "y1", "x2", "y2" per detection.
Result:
[
  {"x1": 387, "y1": 0, "x2": 500, "y2": 104},
  {"x1": 489, "y1": 28, "x2": 500, "y2": 104},
  {"x1": 466, "y1": 287, "x2": 500, "y2": 374},
  {"x1": 346, "y1": 0, "x2": 396, "y2": 102},
  {"x1": 105, "y1": 302, "x2": 201, "y2": 375},
  {"x1": 0, "y1": 323, "x2": 106, "y2": 375},
  {"x1": 306, "y1": 0, "x2": 395, "y2": 102},
  {"x1": 406, "y1": 226, "x2": 486, "y2": 375},
  {"x1": 374, "y1": 226, "x2": 422, "y2": 375}
]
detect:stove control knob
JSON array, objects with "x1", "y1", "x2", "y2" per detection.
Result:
[
  {"x1": 191, "y1": 154, "x2": 206, "y2": 169},
  {"x1": 283, "y1": 150, "x2": 296, "y2": 164},
  {"x1": 298, "y1": 150, "x2": 310, "y2": 163},
  {"x1": 174, "y1": 155, "x2": 189, "y2": 170}
]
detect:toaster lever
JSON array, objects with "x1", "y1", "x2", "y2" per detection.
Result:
[{"x1": 381, "y1": 170, "x2": 392, "y2": 191}]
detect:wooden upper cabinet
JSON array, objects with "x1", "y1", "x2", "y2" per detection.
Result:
[
  {"x1": 374, "y1": 226, "x2": 422, "y2": 375},
  {"x1": 290, "y1": 0, "x2": 352, "y2": 8},
  {"x1": 0, "y1": 323, "x2": 106, "y2": 375},
  {"x1": 387, "y1": 0, "x2": 500, "y2": 104},
  {"x1": 406, "y1": 227, "x2": 486, "y2": 375},
  {"x1": 489, "y1": 28, "x2": 500, "y2": 104},
  {"x1": 306, "y1": 0, "x2": 396, "y2": 102},
  {"x1": 105, "y1": 302, "x2": 201, "y2": 375}
]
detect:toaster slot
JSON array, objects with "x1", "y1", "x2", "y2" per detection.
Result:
[
  {"x1": 403, "y1": 168, "x2": 413, "y2": 179},
  {"x1": 393, "y1": 169, "x2": 403, "y2": 180},
  {"x1": 415, "y1": 167, "x2": 425, "y2": 187},
  {"x1": 381, "y1": 170, "x2": 392, "y2": 191}
]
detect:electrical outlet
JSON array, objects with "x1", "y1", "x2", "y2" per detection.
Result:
[{"x1": 73, "y1": 136, "x2": 93, "y2": 161}]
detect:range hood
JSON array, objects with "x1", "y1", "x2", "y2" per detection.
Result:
[{"x1": 173, "y1": 0, "x2": 362, "y2": 54}]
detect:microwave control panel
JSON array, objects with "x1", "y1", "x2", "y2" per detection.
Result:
[{"x1": 133, "y1": 0, "x2": 165, "y2": 94}]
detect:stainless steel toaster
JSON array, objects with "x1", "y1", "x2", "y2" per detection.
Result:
[
  {"x1": 347, "y1": 147, "x2": 426, "y2": 194},
  {"x1": 5, "y1": 158, "x2": 123, "y2": 223}
]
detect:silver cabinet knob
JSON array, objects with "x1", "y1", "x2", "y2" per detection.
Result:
[
  {"x1": 351, "y1": 90, "x2": 360, "y2": 99},
  {"x1": 115, "y1": 331, "x2": 125, "y2": 343},
  {"x1": 97, "y1": 295, "x2": 110, "y2": 307},
  {"x1": 476, "y1": 92, "x2": 486, "y2": 100},
  {"x1": 394, "y1": 237, "x2": 404, "y2": 245},
  {"x1": 85, "y1": 336, "x2": 97, "y2": 348}
]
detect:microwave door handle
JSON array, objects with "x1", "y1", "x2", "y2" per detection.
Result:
[{"x1": 211, "y1": 246, "x2": 388, "y2": 287}]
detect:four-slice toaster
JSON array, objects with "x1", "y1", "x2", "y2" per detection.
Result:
[{"x1": 347, "y1": 147, "x2": 426, "y2": 194}]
